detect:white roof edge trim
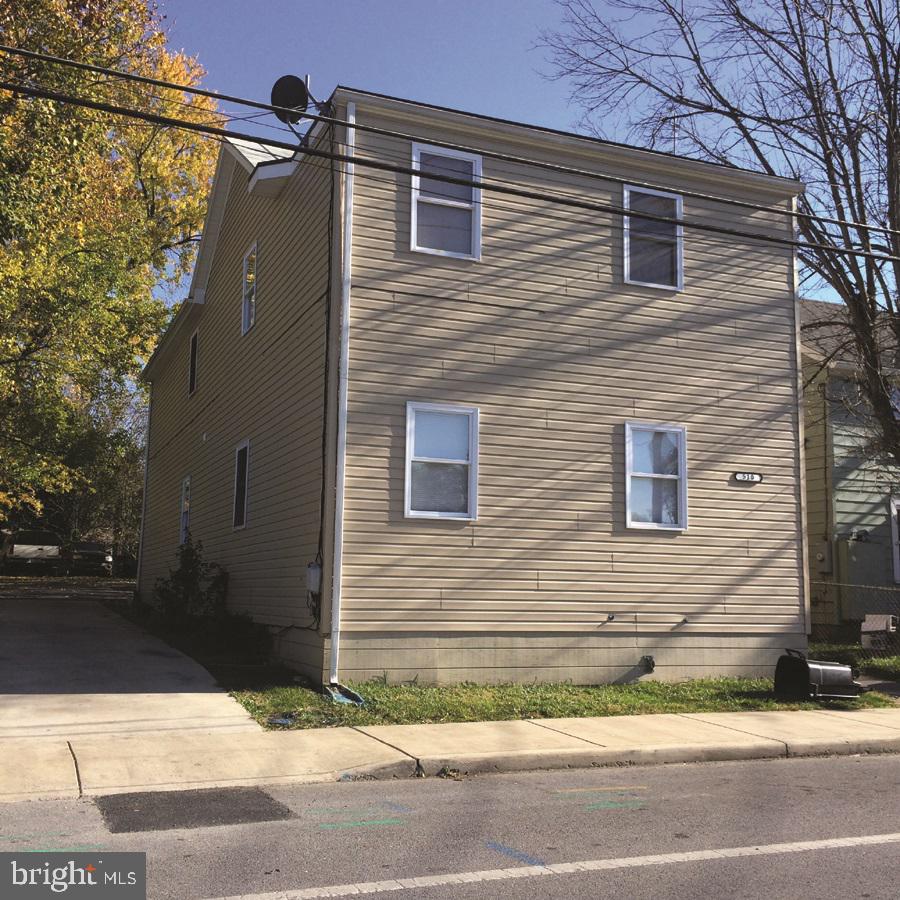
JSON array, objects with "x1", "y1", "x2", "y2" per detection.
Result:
[
  {"x1": 186, "y1": 148, "x2": 236, "y2": 303},
  {"x1": 224, "y1": 135, "x2": 294, "y2": 171},
  {"x1": 248, "y1": 159, "x2": 298, "y2": 195},
  {"x1": 332, "y1": 87, "x2": 804, "y2": 198}
]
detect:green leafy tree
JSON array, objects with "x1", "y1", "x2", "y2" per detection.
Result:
[{"x1": 0, "y1": 0, "x2": 219, "y2": 520}]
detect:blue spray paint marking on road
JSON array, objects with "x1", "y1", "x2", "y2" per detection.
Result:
[
  {"x1": 485, "y1": 842, "x2": 546, "y2": 867},
  {"x1": 382, "y1": 802, "x2": 413, "y2": 814}
]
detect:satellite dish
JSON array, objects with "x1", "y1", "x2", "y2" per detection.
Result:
[{"x1": 271, "y1": 75, "x2": 309, "y2": 124}]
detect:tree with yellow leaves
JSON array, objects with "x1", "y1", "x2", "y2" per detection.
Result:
[{"x1": 0, "y1": 0, "x2": 219, "y2": 521}]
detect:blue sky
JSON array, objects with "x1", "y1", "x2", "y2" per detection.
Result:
[
  {"x1": 160, "y1": 1, "x2": 836, "y2": 303},
  {"x1": 163, "y1": 0, "x2": 577, "y2": 135}
]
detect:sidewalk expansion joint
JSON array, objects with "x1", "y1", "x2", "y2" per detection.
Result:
[
  {"x1": 525, "y1": 719, "x2": 610, "y2": 748},
  {"x1": 808, "y1": 710, "x2": 900, "y2": 732},
  {"x1": 66, "y1": 740, "x2": 83, "y2": 799},
  {"x1": 674, "y1": 714, "x2": 789, "y2": 756},
  {"x1": 348, "y1": 727, "x2": 421, "y2": 774}
]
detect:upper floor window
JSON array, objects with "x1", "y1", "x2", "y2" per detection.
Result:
[
  {"x1": 233, "y1": 439, "x2": 250, "y2": 529},
  {"x1": 179, "y1": 475, "x2": 191, "y2": 544},
  {"x1": 625, "y1": 422, "x2": 687, "y2": 530},
  {"x1": 242, "y1": 243, "x2": 257, "y2": 334},
  {"x1": 188, "y1": 330, "x2": 198, "y2": 396},
  {"x1": 624, "y1": 186, "x2": 683, "y2": 290},
  {"x1": 411, "y1": 144, "x2": 482, "y2": 260},
  {"x1": 405, "y1": 402, "x2": 479, "y2": 520}
]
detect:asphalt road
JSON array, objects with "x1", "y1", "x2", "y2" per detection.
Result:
[{"x1": 3, "y1": 754, "x2": 900, "y2": 899}]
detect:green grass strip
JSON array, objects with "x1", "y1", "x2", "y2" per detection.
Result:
[{"x1": 232, "y1": 676, "x2": 895, "y2": 730}]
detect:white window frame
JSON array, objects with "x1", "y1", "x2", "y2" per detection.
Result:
[
  {"x1": 179, "y1": 475, "x2": 191, "y2": 544},
  {"x1": 241, "y1": 242, "x2": 258, "y2": 335},
  {"x1": 233, "y1": 439, "x2": 250, "y2": 530},
  {"x1": 405, "y1": 401, "x2": 479, "y2": 520},
  {"x1": 890, "y1": 496, "x2": 900, "y2": 584},
  {"x1": 410, "y1": 143, "x2": 482, "y2": 260},
  {"x1": 188, "y1": 329, "x2": 198, "y2": 396},
  {"x1": 623, "y1": 185, "x2": 684, "y2": 291},
  {"x1": 625, "y1": 421, "x2": 688, "y2": 531}
]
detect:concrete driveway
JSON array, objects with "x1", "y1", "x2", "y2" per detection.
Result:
[{"x1": 0, "y1": 579, "x2": 258, "y2": 739}]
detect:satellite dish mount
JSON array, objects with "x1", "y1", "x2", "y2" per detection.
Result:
[{"x1": 271, "y1": 74, "x2": 321, "y2": 139}]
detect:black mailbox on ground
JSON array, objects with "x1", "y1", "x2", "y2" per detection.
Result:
[{"x1": 774, "y1": 648, "x2": 865, "y2": 701}]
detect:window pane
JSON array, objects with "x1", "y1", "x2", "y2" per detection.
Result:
[
  {"x1": 243, "y1": 250, "x2": 257, "y2": 331},
  {"x1": 631, "y1": 476, "x2": 679, "y2": 525},
  {"x1": 189, "y1": 334, "x2": 197, "y2": 393},
  {"x1": 411, "y1": 461, "x2": 469, "y2": 514},
  {"x1": 632, "y1": 429, "x2": 680, "y2": 475},
  {"x1": 245, "y1": 251, "x2": 257, "y2": 286},
  {"x1": 415, "y1": 410, "x2": 469, "y2": 460},
  {"x1": 629, "y1": 234, "x2": 678, "y2": 286},
  {"x1": 234, "y1": 447, "x2": 248, "y2": 527},
  {"x1": 180, "y1": 479, "x2": 190, "y2": 542},
  {"x1": 419, "y1": 153, "x2": 473, "y2": 202},
  {"x1": 416, "y1": 201, "x2": 473, "y2": 254},
  {"x1": 629, "y1": 192, "x2": 678, "y2": 239}
]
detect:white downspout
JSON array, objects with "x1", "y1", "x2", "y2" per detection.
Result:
[{"x1": 329, "y1": 101, "x2": 355, "y2": 685}]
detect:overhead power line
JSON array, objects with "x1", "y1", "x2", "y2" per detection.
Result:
[
  {"x1": 2, "y1": 76, "x2": 900, "y2": 266},
  {"x1": 1, "y1": 41, "x2": 897, "y2": 241}
]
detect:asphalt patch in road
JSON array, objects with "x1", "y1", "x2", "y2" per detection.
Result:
[{"x1": 95, "y1": 787, "x2": 295, "y2": 833}]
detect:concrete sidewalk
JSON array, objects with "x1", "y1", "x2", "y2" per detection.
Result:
[{"x1": 5, "y1": 707, "x2": 900, "y2": 803}]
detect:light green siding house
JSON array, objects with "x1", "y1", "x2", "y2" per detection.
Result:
[{"x1": 802, "y1": 300, "x2": 900, "y2": 637}]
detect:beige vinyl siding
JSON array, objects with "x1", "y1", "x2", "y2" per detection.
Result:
[
  {"x1": 138, "y1": 140, "x2": 333, "y2": 680},
  {"x1": 333, "y1": 102, "x2": 805, "y2": 682}
]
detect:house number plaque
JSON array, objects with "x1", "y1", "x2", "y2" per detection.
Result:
[{"x1": 733, "y1": 472, "x2": 763, "y2": 483}]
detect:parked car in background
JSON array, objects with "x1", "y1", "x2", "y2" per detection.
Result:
[
  {"x1": 64, "y1": 541, "x2": 114, "y2": 576},
  {"x1": 0, "y1": 529, "x2": 65, "y2": 575}
]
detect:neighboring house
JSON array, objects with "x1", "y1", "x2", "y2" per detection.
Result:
[
  {"x1": 801, "y1": 299, "x2": 900, "y2": 636},
  {"x1": 138, "y1": 86, "x2": 807, "y2": 686}
]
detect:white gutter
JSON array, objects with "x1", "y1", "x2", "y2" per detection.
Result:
[
  {"x1": 329, "y1": 101, "x2": 356, "y2": 685},
  {"x1": 135, "y1": 388, "x2": 153, "y2": 592}
]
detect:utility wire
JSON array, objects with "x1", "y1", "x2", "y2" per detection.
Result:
[
  {"x1": 3, "y1": 75, "x2": 898, "y2": 267},
  {"x1": 2, "y1": 41, "x2": 897, "y2": 240}
]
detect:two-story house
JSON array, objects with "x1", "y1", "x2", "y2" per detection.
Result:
[{"x1": 138, "y1": 87, "x2": 808, "y2": 687}]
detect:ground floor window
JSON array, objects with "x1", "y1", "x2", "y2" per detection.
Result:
[
  {"x1": 625, "y1": 422, "x2": 688, "y2": 530},
  {"x1": 405, "y1": 402, "x2": 479, "y2": 519},
  {"x1": 233, "y1": 440, "x2": 250, "y2": 529},
  {"x1": 179, "y1": 475, "x2": 191, "y2": 544}
]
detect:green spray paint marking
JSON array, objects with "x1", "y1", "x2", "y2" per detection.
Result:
[
  {"x1": 318, "y1": 818, "x2": 404, "y2": 830},
  {"x1": 0, "y1": 833, "x2": 70, "y2": 843}
]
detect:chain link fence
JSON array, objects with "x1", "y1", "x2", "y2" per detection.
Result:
[{"x1": 809, "y1": 581, "x2": 900, "y2": 678}]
